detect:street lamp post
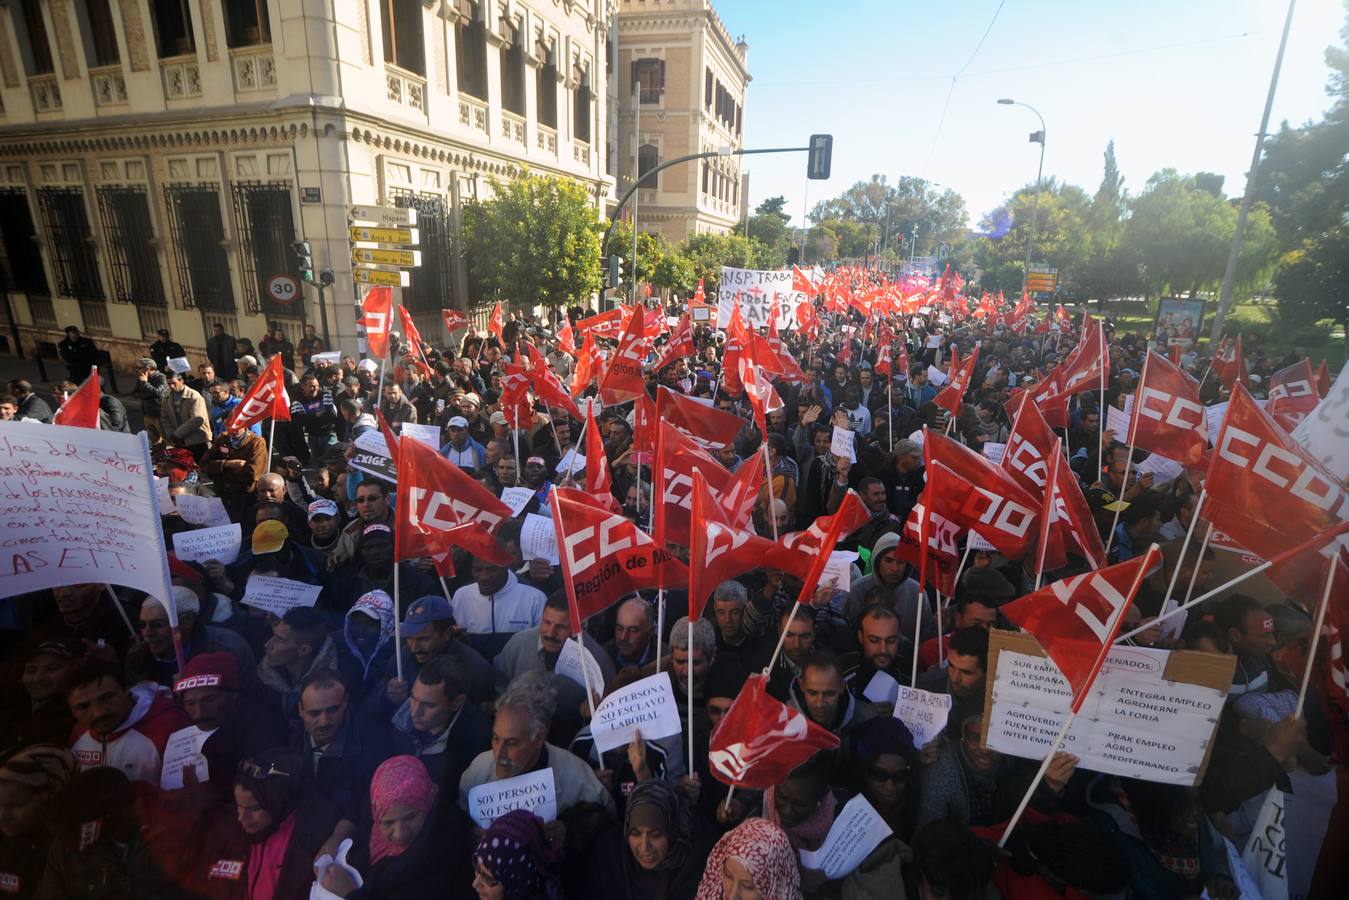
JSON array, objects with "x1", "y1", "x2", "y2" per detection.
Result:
[{"x1": 998, "y1": 98, "x2": 1046, "y2": 300}]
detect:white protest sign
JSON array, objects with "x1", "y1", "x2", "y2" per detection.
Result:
[
  {"x1": 155, "y1": 476, "x2": 174, "y2": 510},
  {"x1": 1292, "y1": 363, "x2": 1349, "y2": 481},
  {"x1": 925, "y1": 334, "x2": 943, "y2": 350},
  {"x1": 466, "y1": 769, "x2": 558, "y2": 829},
  {"x1": 160, "y1": 725, "x2": 213, "y2": 790},
  {"x1": 830, "y1": 425, "x2": 856, "y2": 463},
  {"x1": 982, "y1": 442, "x2": 1006, "y2": 464},
  {"x1": 717, "y1": 267, "x2": 804, "y2": 330},
  {"x1": 174, "y1": 494, "x2": 232, "y2": 528},
  {"x1": 349, "y1": 429, "x2": 397, "y2": 482},
  {"x1": 926, "y1": 364, "x2": 948, "y2": 387},
  {"x1": 862, "y1": 670, "x2": 899, "y2": 705},
  {"x1": 400, "y1": 422, "x2": 441, "y2": 449},
  {"x1": 1135, "y1": 453, "x2": 1184, "y2": 485},
  {"x1": 311, "y1": 351, "x2": 342, "y2": 366},
  {"x1": 1204, "y1": 402, "x2": 1228, "y2": 448},
  {"x1": 1217, "y1": 832, "x2": 1264, "y2": 900},
  {"x1": 1105, "y1": 405, "x2": 1130, "y2": 441},
  {"x1": 985, "y1": 640, "x2": 1229, "y2": 786},
  {"x1": 967, "y1": 531, "x2": 997, "y2": 553},
  {"x1": 575, "y1": 397, "x2": 603, "y2": 421},
  {"x1": 0, "y1": 423, "x2": 175, "y2": 606},
  {"x1": 590, "y1": 672, "x2": 683, "y2": 754},
  {"x1": 242, "y1": 574, "x2": 323, "y2": 617},
  {"x1": 520, "y1": 513, "x2": 559, "y2": 565},
  {"x1": 172, "y1": 524, "x2": 242, "y2": 565},
  {"x1": 894, "y1": 686, "x2": 952, "y2": 748},
  {"x1": 556, "y1": 448, "x2": 586, "y2": 476},
  {"x1": 799, "y1": 794, "x2": 892, "y2": 879},
  {"x1": 819, "y1": 551, "x2": 858, "y2": 593},
  {"x1": 1241, "y1": 788, "x2": 1288, "y2": 900},
  {"x1": 500, "y1": 486, "x2": 534, "y2": 518},
  {"x1": 167, "y1": 356, "x2": 192, "y2": 374},
  {"x1": 556, "y1": 637, "x2": 605, "y2": 696}
]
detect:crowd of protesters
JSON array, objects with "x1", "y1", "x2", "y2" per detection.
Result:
[{"x1": 0, "y1": 275, "x2": 1344, "y2": 900}]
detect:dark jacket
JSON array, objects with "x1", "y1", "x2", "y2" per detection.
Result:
[
  {"x1": 206, "y1": 332, "x2": 238, "y2": 381},
  {"x1": 196, "y1": 794, "x2": 340, "y2": 900},
  {"x1": 394, "y1": 701, "x2": 491, "y2": 812},
  {"x1": 584, "y1": 819, "x2": 716, "y2": 900},
  {"x1": 149, "y1": 339, "x2": 186, "y2": 373},
  {"x1": 294, "y1": 710, "x2": 404, "y2": 826},
  {"x1": 347, "y1": 805, "x2": 473, "y2": 900},
  {"x1": 57, "y1": 335, "x2": 99, "y2": 381}
]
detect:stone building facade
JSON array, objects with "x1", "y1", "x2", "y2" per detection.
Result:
[
  {"x1": 613, "y1": 0, "x2": 748, "y2": 245},
  {"x1": 0, "y1": 0, "x2": 614, "y2": 368}
]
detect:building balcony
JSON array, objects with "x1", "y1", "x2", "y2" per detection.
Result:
[
  {"x1": 574, "y1": 140, "x2": 591, "y2": 165},
  {"x1": 386, "y1": 67, "x2": 426, "y2": 114},
  {"x1": 161, "y1": 57, "x2": 202, "y2": 100},
  {"x1": 231, "y1": 46, "x2": 277, "y2": 94},
  {"x1": 459, "y1": 95, "x2": 488, "y2": 135},
  {"x1": 89, "y1": 66, "x2": 128, "y2": 107},
  {"x1": 536, "y1": 124, "x2": 558, "y2": 155},
  {"x1": 502, "y1": 110, "x2": 526, "y2": 146},
  {"x1": 30, "y1": 74, "x2": 62, "y2": 113}
]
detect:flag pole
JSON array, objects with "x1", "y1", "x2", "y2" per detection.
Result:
[
  {"x1": 762, "y1": 600, "x2": 801, "y2": 677},
  {"x1": 1034, "y1": 439, "x2": 1063, "y2": 591},
  {"x1": 267, "y1": 417, "x2": 277, "y2": 469},
  {"x1": 687, "y1": 619, "x2": 695, "y2": 778},
  {"x1": 1097, "y1": 320, "x2": 1106, "y2": 479},
  {"x1": 761, "y1": 442, "x2": 779, "y2": 541},
  {"x1": 1168, "y1": 522, "x2": 1215, "y2": 636},
  {"x1": 393, "y1": 561, "x2": 403, "y2": 682},
  {"x1": 887, "y1": 376, "x2": 894, "y2": 454},
  {"x1": 1156, "y1": 490, "x2": 1209, "y2": 641},
  {"x1": 1296, "y1": 562, "x2": 1339, "y2": 718},
  {"x1": 1104, "y1": 352, "x2": 1150, "y2": 557},
  {"x1": 654, "y1": 589, "x2": 665, "y2": 675},
  {"x1": 1117, "y1": 549, "x2": 1267, "y2": 643},
  {"x1": 104, "y1": 584, "x2": 139, "y2": 642}
]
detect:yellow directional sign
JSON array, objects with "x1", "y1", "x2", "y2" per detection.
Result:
[
  {"x1": 354, "y1": 268, "x2": 411, "y2": 287},
  {"x1": 352, "y1": 247, "x2": 421, "y2": 267},
  {"x1": 350, "y1": 225, "x2": 419, "y2": 244}
]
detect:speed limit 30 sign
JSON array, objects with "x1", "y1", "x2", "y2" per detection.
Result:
[{"x1": 267, "y1": 274, "x2": 301, "y2": 304}]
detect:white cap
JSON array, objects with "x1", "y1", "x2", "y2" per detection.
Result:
[{"x1": 447, "y1": 416, "x2": 469, "y2": 428}]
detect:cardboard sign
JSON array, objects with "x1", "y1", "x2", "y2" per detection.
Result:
[
  {"x1": 862, "y1": 670, "x2": 900, "y2": 705},
  {"x1": 242, "y1": 574, "x2": 323, "y2": 617},
  {"x1": 173, "y1": 493, "x2": 232, "y2": 528},
  {"x1": 172, "y1": 524, "x2": 242, "y2": 565},
  {"x1": 500, "y1": 486, "x2": 534, "y2": 518},
  {"x1": 894, "y1": 686, "x2": 952, "y2": 748},
  {"x1": 556, "y1": 637, "x2": 605, "y2": 696},
  {"x1": 717, "y1": 267, "x2": 805, "y2": 330},
  {"x1": 466, "y1": 769, "x2": 558, "y2": 829},
  {"x1": 819, "y1": 550, "x2": 858, "y2": 593},
  {"x1": 830, "y1": 425, "x2": 857, "y2": 463},
  {"x1": 520, "y1": 513, "x2": 559, "y2": 565},
  {"x1": 590, "y1": 672, "x2": 683, "y2": 754},
  {"x1": 799, "y1": 794, "x2": 892, "y2": 879},
  {"x1": 160, "y1": 725, "x2": 213, "y2": 790},
  {"x1": 400, "y1": 422, "x2": 441, "y2": 449},
  {"x1": 167, "y1": 356, "x2": 192, "y2": 374},
  {"x1": 349, "y1": 429, "x2": 397, "y2": 483},
  {"x1": 0, "y1": 423, "x2": 175, "y2": 607},
  {"x1": 981, "y1": 630, "x2": 1233, "y2": 786}
]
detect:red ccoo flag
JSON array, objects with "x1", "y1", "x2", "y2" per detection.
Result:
[
  {"x1": 653, "y1": 421, "x2": 761, "y2": 548},
  {"x1": 53, "y1": 373, "x2": 100, "y2": 429},
  {"x1": 1129, "y1": 351, "x2": 1208, "y2": 468},
  {"x1": 597, "y1": 305, "x2": 646, "y2": 404},
  {"x1": 1265, "y1": 359, "x2": 1318, "y2": 433},
  {"x1": 1001, "y1": 546, "x2": 1162, "y2": 712},
  {"x1": 227, "y1": 355, "x2": 290, "y2": 431},
  {"x1": 1059, "y1": 314, "x2": 1109, "y2": 395},
  {"x1": 934, "y1": 343, "x2": 979, "y2": 415},
  {"x1": 708, "y1": 674, "x2": 839, "y2": 788},
  {"x1": 395, "y1": 433, "x2": 512, "y2": 566},
  {"x1": 551, "y1": 487, "x2": 686, "y2": 632},
  {"x1": 441, "y1": 309, "x2": 469, "y2": 333},
  {"x1": 583, "y1": 402, "x2": 619, "y2": 512},
  {"x1": 1316, "y1": 359, "x2": 1331, "y2": 398},
  {"x1": 487, "y1": 301, "x2": 505, "y2": 341},
  {"x1": 360, "y1": 287, "x2": 393, "y2": 359},
  {"x1": 923, "y1": 431, "x2": 1042, "y2": 561}
]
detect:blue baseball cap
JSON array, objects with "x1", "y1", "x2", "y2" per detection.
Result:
[{"x1": 402, "y1": 595, "x2": 453, "y2": 637}]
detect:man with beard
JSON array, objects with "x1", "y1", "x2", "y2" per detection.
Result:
[
  {"x1": 844, "y1": 605, "x2": 912, "y2": 709},
  {"x1": 790, "y1": 653, "x2": 878, "y2": 760},
  {"x1": 916, "y1": 627, "x2": 990, "y2": 743},
  {"x1": 66, "y1": 661, "x2": 189, "y2": 783},
  {"x1": 363, "y1": 595, "x2": 495, "y2": 721},
  {"x1": 493, "y1": 594, "x2": 615, "y2": 693}
]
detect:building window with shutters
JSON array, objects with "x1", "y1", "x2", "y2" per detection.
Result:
[
  {"x1": 382, "y1": 0, "x2": 425, "y2": 75},
  {"x1": 455, "y1": 1, "x2": 487, "y2": 100},
  {"x1": 702, "y1": 161, "x2": 709, "y2": 196},
  {"x1": 164, "y1": 184, "x2": 235, "y2": 312},
  {"x1": 633, "y1": 58, "x2": 663, "y2": 104},
  {"x1": 0, "y1": 190, "x2": 50, "y2": 297},
  {"x1": 705, "y1": 67, "x2": 713, "y2": 109},
  {"x1": 536, "y1": 53, "x2": 558, "y2": 129},
  {"x1": 152, "y1": 0, "x2": 197, "y2": 57},
  {"x1": 390, "y1": 190, "x2": 453, "y2": 318},
  {"x1": 231, "y1": 182, "x2": 298, "y2": 318},
  {"x1": 499, "y1": 19, "x2": 524, "y2": 115},
  {"x1": 16, "y1": 0, "x2": 55, "y2": 74},
  {"x1": 225, "y1": 0, "x2": 272, "y2": 48},
  {"x1": 573, "y1": 65, "x2": 592, "y2": 143},
  {"x1": 638, "y1": 144, "x2": 659, "y2": 189},
  {"x1": 36, "y1": 188, "x2": 104, "y2": 302},
  {"x1": 79, "y1": 0, "x2": 121, "y2": 67},
  {"x1": 97, "y1": 186, "x2": 165, "y2": 307}
]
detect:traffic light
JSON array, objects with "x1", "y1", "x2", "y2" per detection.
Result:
[
  {"x1": 609, "y1": 255, "x2": 624, "y2": 288},
  {"x1": 291, "y1": 240, "x2": 314, "y2": 283},
  {"x1": 807, "y1": 134, "x2": 833, "y2": 180}
]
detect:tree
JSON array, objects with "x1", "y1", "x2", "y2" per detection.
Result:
[
  {"x1": 746, "y1": 195, "x2": 792, "y2": 267},
  {"x1": 462, "y1": 172, "x2": 602, "y2": 308},
  {"x1": 680, "y1": 232, "x2": 764, "y2": 292},
  {"x1": 970, "y1": 179, "x2": 1093, "y2": 291},
  {"x1": 1274, "y1": 228, "x2": 1349, "y2": 355},
  {"x1": 809, "y1": 174, "x2": 967, "y2": 257},
  {"x1": 1077, "y1": 140, "x2": 1142, "y2": 304},
  {"x1": 604, "y1": 220, "x2": 674, "y2": 289}
]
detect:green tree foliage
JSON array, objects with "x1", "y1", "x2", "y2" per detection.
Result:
[
  {"x1": 969, "y1": 179, "x2": 1093, "y2": 291},
  {"x1": 681, "y1": 232, "x2": 765, "y2": 291},
  {"x1": 604, "y1": 220, "x2": 676, "y2": 288},
  {"x1": 747, "y1": 195, "x2": 792, "y2": 267},
  {"x1": 1274, "y1": 228, "x2": 1349, "y2": 350},
  {"x1": 1077, "y1": 141, "x2": 1142, "y2": 304},
  {"x1": 809, "y1": 174, "x2": 966, "y2": 257},
  {"x1": 462, "y1": 172, "x2": 602, "y2": 308}
]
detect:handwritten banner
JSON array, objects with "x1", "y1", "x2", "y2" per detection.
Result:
[
  {"x1": 556, "y1": 637, "x2": 605, "y2": 696},
  {"x1": 0, "y1": 423, "x2": 174, "y2": 607},
  {"x1": 590, "y1": 672, "x2": 682, "y2": 754},
  {"x1": 717, "y1": 267, "x2": 805, "y2": 330},
  {"x1": 160, "y1": 725, "x2": 213, "y2": 790},
  {"x1": 466, "y1": 768, "x2": 557, "y2": 828},
  {"x1": 894, "y1": 686, "x2": 951, "y2": 748},
  {"x1": 520, "y1": 513, "x2": 559, "y2": 565},
  {"x1": 171, "y1": 524, "x2": 242, "y2": 565},
  {"x1": 241, "y1": 575, "x2": 323, "y2": 617},
  {"x1": 174, "y1": 494, "x2": 232, "y2": 528}
]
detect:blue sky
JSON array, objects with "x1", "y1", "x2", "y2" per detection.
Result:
[{"x1": 713, "y1": 0, "x2": 1346, "y2": 231}]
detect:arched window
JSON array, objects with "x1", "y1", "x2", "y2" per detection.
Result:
[{"x1": 638, "y1": 144, "x2": 659, "y2": 188}]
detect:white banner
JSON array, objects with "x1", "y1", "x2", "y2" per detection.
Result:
[
  {"x1": 171, "y1": 524, "x2": 242, "y2": 565},
  {"x1": 799, "y1": 795, "x2": 892, "y2": 879},
  {"x1": 1292, "y1": 364, "x2": 1349, "y2": 481},
  {"x1": 589, "y1": 672, "x2": 683, "y2": 754},
  {"x1": 556, "y1": 636, "x2": 605, "y2": 696},
  {"x1": 520, "y1": 513, "x2": 560, "y2": 565},
  {"x1": 399, "y1": 422, "x2": 441, "y2": 449},
  {"x1": 0, "y1": 423, "x2": 175, "y2": 612},
  {"x1": 466, "y1": 769, "x2": 557, "y2": 828},
  {"x1": 894, "y1": 686, "x2": 952, "y2": 749},
  {"x1": 717, "y1": 267, "x2": 804, "y2": 330},
  {"x1": 500, "y1": 486, "x2": 535, "y2": 518},
  {"x1": 242, "y1": 574, "x2": 323, "y2": 617},
  {"x1": 174, "y1": 494, "x2": 233, "y2": 528},
  {"x1": 160, "y1": 725, "x2": 213, "y2": 790}
]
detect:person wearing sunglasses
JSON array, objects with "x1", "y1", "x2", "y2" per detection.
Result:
[{"x1": 850, "y1": 715, "x2": 921, "y2": 842}]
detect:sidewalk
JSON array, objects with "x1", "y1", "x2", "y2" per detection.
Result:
[{"x1": 0, "y1": 350, "x2": 146, "y2": 431}]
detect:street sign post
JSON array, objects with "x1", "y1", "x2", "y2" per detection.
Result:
[
  {"x1": 266, "y1": 273, "x2": 300, "y2": 305},
  {"x1": 349, "y1": 205, "x2": 417, "y2": 227},
  {"x1": 1026, "y1": 265, "x2": 1058, "y2": 294},
  {"x1": 354, "y1": 269, "x2": 411, "y2": 288},
  {"x1": 352, "y1": 247, "x2": 422, "y2": 267},
  {"x1": 350, "y1": 226, "x2": 420, "y2": 244}
]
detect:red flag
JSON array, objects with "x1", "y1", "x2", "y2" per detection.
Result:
[
  {"x1": 653, "y1": 314, "x2": 694, "y2": 372},
  {"x1": 556, "y1": 321, "x2": 577, "y2": 356},
  {"x1": 653, "y1": 421, "x2": 760, "y2": 548},
  {"x1": 1130, "y1": 351, "x2": 1208, "y2": 468},
  {"x1": 923, "y1": 431, "x2": 1042, "y2": 560},
  {"x1": 441, "y1": 309, "x2": 469, "y2": 332},
  {"x1": 499, "y1": 368, "x2": 534, "y2": 429},
  {"x1": 708, "y1": 673, "x2": 840, "y2": 788},
  {"x1": 791, "y1": 264, "x2": 817, "y2": 296},
  {"x1": 1204, "y1": 385, "x2": 1348, "y2": 601},
  {"x1": 693, "y1": 279, "x2": 707, "y2": 306},
  {"x1": 488, "y1": 301, "x2": 505, "y2": 341},
  {"x1": 551, "y1": 487, "x2": 686, "y2": 631},
  {"x1": 897, "y1": 345, "x2": 910, "y2": 378},
  {"x1": 898, "y1": 499, "x2": 961, "y2": 595},
  {"x1": 597, "y1": 306, "x2": 646, "y2": 404},
  {"x1": 571, "y1": 331, "x2": 601, "y2": 398},
  {"x1": 1265, "y1": 359, "x2": 1318, "y2": 433},
  {"x1": 934, "y1": 343, "x2": 979, "y2": 415},
  {"x1": 795, "y1": 300, "x2": 821, "y2": 342},
  {"x1": 576, "y1": 307, "x2": 625, "y2": 341},
  {"x1": 524, "y1": 343, "x2": 582, "y2": 420},
  {"x1": 1168, "y1": 344, "x2": 1182, "y2": 366},
  {"x1": 720, "y1": 301, "x2": 747, "y2": 397},
  {"x1": 395, "y1": 434, "x2": 513, "y2": 565},
  {"x1": 583, "y1": 403, "x2": 619, "y2": 512},
  {"x1": 1002, "y1": 392, "x2": 1059, "y2": 494},
  {"x1": 780, "y1": 490, "x2": 871, "y2": 562},
  {"x1": 1316, "y1": 360, "x2": 1331, "y2": 398},
  {"x1": 360, "y1": 287, "x2": 393, "y2": 359},
  {"x1": 874, "y1": 343, "x2": 893, "y2": 379},
  {"x1": 53, "y1": 373, "x2": 100, "y2": 429},
  {"x1": 1001, "y1": 546, "x2": 1162, "y2": 712},
  {"x1": 398, "y1": 306, "x2": 426, "y2": 354},
  {"x1": 227, "y1": 355, "x2": 290, "y2": 431},
  {"x1": 656, "y1": 388, "x2": 747, "y2": 451},
  {"x1": 688, "y1": 471, "x2": 815, "y2": 621},
  {"x1": 1036, "y1": 437, "x2": 1107, "y2": 572},
  {"x1": 730, "y1": 314, "x2": 782, "y2": 435},
  {"x1": 1212, "y1": 335, "x2": 1248, "y2": 392},
  {"x1": 1059, "y1": 314, "x2": 1108, "y2": 395}
]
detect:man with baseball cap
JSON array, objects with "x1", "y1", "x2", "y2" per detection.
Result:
[
  {"x1": 439, "y1": 415, "x2": 486, "y2": 471},
  {"x1": 7, "y1": 637, "x2": 82, "y2": 749},
  {"x1": 306, "y1": 498, "x2": 344, "y2": 558}
]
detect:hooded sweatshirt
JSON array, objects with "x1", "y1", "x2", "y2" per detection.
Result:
[
  {"x1": 342, "y1": 591, "x2": 395, "y2": 681},
  {"x1": 69, "y1": 683, "x2": 190, "y2": 784}
]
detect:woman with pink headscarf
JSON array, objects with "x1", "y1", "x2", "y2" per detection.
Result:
[
  {"x1": 317, "y1": 755, "x2": 470, "y2": 899},
  {"x1": 694, "y1": 818, "x2": 802, "y2": 900}
]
